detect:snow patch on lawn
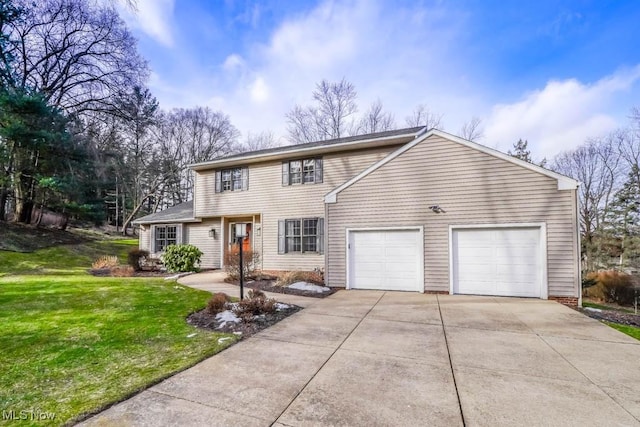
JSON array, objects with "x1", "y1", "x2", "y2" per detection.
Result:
[
  {"x1": 288, "y1": 281, "x2": 330, "y2": 293},
  {"x1": 216, "y1": 310, "x2": 240, "y2": 328}
]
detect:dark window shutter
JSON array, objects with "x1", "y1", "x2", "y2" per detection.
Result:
[
  {"x1": 242, "y1": 167, "x2": 249, "y2": 191},
  {"x1": 215, "y1": 171, "x2": 221, "y2": 193},
  {"x1": 317, "y1": 217, "x2": 324, "y2": 254},
  {"x1": 282, "y1": 162, "x2": 289, "y2": 186},
  {"x1": 278, "y1": 220, "x2": 285, "y2": 254},
  {"x1": 315, "y1": 158, "x2": 323, "y2": 183}
]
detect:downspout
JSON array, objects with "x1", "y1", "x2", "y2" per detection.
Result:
[
  {"x1": 324, "y1": 201, "x2": 329, "y2": 286},
  {"x1": 576, "y1": 184, "x2": 583, "y2": 307}
]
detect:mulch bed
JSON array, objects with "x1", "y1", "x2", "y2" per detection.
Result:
[
  {"x1": 225, "y1": 278, "x2": 338, "y2": 298},
  {"x1": 578, "y1": 306, "x2": 640, "y2": 327},
  {"x1": 187, "y1": 304, "x2": 302, "y2": 337}
]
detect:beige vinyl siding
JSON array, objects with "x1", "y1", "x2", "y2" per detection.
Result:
[
  {"x1": 194, "y1": 146, "x2": 400, "y2": 271},
  {"x1": 139, "y1": 226, "x2": 150, "y2": 252},
  {"x1": 185, "y1": 219, "x2": 221, "y2": 269},
  {"x1": 327, "y1": 134, "x2": 579, "y2": 297}
]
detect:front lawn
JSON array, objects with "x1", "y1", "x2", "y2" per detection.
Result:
[
  {"x1": 0, "y1": 238, "x2": 236, "y2": 425},
  {"x1": 606, "y1": 322, "x2": 640, "y2": 341}
]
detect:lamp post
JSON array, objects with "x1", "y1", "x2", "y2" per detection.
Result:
[{"x1": 235, "y1": 224, "x2": 248, "y2": 300}]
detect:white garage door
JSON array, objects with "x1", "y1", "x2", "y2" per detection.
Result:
[
  {"x1": 452, "y1": 227, "x2": 542, "y2": 298},
  {"x1": 348, "y1": 229, "x2": 422, "y2": 292}
]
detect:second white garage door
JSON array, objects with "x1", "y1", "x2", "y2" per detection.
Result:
[
  {"x1": 348, "y1": 229, "x2": 423, "y2": 292},
  {"x1": 452, "y1": 227, "x2": 544, "y2": 298}
]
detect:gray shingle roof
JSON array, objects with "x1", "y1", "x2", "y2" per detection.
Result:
[
  {"x1": 191, "y1": 126, "x2": 426, "y2": 169},
  {"x1": 132, "y1": 200, "x2": 195, "y2": 224}
]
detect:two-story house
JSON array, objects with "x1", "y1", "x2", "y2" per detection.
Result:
[{"x1": 134, "y1": 127, "x2": 581, "y2": 303}]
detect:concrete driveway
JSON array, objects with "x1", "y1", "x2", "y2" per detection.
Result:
[{"x1": 82, "y1": 290, "x2": 640, "y2": 426}]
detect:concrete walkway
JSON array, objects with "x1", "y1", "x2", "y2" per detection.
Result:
[
  {"x1": 178, "y1": 271, "x2": 315, "y2": 308},
  {"x1": 81, "y1": 277, "x2": 640, "y2": 426}
]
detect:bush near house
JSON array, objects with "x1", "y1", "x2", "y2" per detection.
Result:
[
  {"x1": 583, "y1": 270, "x2": 638, "y2": 305},
  {"x1": 224, "y1": 247, "x2": 260, "y2": 279},
  {"x1": 162, "y1": 244, "x2": 203, "y2": 272},
  {"x1": 275, "y1": 270, "x2": 325, "y2": 287},
  {"x1": 207, "y1": 292, "x2": 232, "y2": 314},
  {"x1": 232, "y1": 289, "x2": 277, "y2": 321},
  {"x1": 127, "y1": 248, "x2": 149, "y2": 271}
]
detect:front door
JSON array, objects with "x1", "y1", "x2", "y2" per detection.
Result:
[{"x1": 230, "y1": 222, "x2": 252, "y2": 252}]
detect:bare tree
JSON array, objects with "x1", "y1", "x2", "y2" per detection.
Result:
[
  {"x1": 459, "y1": 117, "x2": 483, "y2": 141},
  {"x1": 240, "y1": 131, "x2": 280, "y2": 152},
  {"x1": 155, "y1": 107, "x2": 239, "y2": 206},
  {"x1": 551, "y1": 137, "x2": 622, "y2": 269},
  {"x1": 286, "y1": 78, "x2": 358, "y2": 143},
  {"x1": 405, "y1": 104, "x2": 443, "y2": 129},
  {"x1": 355, "y1": 99, "x2": 396, "y2": 134},
  {"x1": 4, "y1": 0, "x2": 147, "y2": 115}
]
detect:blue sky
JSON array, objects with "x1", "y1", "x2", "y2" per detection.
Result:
[{"x1": 118, "y1": 0, "x2": 640, "y2": 158}]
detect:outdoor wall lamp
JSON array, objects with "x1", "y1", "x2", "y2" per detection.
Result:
[
  {"x1": 209, "y1": 228, "x2": 217, "y2": 238},
  {"x1": 429, "y1": 205, "x2": 446, "y2": 214}
]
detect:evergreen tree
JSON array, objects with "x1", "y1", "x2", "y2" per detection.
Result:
[
  {"x1": 508, "y1": 138, "x2": 547, "y2": 167},
  {"x1": 604, "y1": 165, "x2": 640, "y2": 267}
]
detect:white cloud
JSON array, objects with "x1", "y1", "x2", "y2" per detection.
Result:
[
  {"x1": 484, "y1": 66, "x2": 640, "y2": 159},
  {"x1": 120, "y1": 0, "x2": 175, "y2": 47},
  {"x1": 249, "y1": 76, "x2": 270, "y2": 103},
  {"x1": 201, "y1": 0, "x2": 467, "y2": 138},
  {"x1": 223, "y1": 54, "x2": 245, "y2": 71}
]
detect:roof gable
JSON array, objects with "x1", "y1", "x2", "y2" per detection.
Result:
[{"x1": 324, "y1": 129, "x2": 578, "y2": 203}]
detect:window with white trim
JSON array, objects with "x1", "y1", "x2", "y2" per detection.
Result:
[
  {"x1": 278, "y1": 217, "x2": 324, "y2": 254},
  {"x1": 282, "y1": 158, "x2": 323, "y2": 185},
  {"x1": 215, "y1": 167, "x2": 248, "y2": 192},
  {"x1": 154, "y1": 225, "x2": 178, "y2": 252}
]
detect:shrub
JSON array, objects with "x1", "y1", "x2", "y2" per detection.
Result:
[
  {"x1": 583, "y1": 270, "x2": 637, "y2": 305},
  {"x1": 207, "y1": 293, "x2": 232, "y2": 314},
  {"x1": 110, "y1": 265, "x2": 135, "y2": 277},
  {"x1": 224, "y1": 247, "x2": 260, "y2": 279},
  {"x1": 127, "y1": 249, "x2": 149, "y2": 271},
  {"x1": 274, "y1": 270, "x2": 325, "y2": 287},
  {"x1": 162, "y1": 244, "x2": 203, "y2": 273},
  {"x1": 232, "y1": 288, "x2": 277, "y2": 321},
  {"x1": 92, "y1": 255, "x2": 119, "y2": 269}
]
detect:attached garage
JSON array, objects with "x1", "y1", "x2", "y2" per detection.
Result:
[
  {"x1": 451, "y1": 225, "x2": 546, "y2": 298},
  {"x1": 347, "y1": 228, "x2": 423, "y2": 292}
]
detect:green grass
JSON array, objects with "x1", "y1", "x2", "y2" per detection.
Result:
[
  {"x1": 0, "y1": 239, "x2": 235, "y2": 425},
  {"x1": 606, "y1": 322, "x2": 640, "y2": 341}
]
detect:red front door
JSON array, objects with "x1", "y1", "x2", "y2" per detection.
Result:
[{"x1": 242, "y1": 223, "x2": 252, "y2": 251}]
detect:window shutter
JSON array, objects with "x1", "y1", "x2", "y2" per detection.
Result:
[
  {"x1": 278, "y1": 220, "x2": 285, "y2": 254},
  {"x1": 282, "y1": 162, "x2": 289, "y2": 186},
  {"x1": 152, "y1": 226, "x2": 157, "y2": 253},
  {"x1": 242, "y1": 167, "x2": 249, "y2": 191},
  {"x1": 317, "y1": 217, "x2": 324, "y2": 254},
  {"x1": 315, "y1": 158, "x2": 323, "y2": 183},
  {"x1": 215, "y1": 171, "x2": 221, "y2": 193}
]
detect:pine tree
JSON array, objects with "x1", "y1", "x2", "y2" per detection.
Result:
[{"x1": 508, "y1": 139, "x2": 533, "y2": 162}]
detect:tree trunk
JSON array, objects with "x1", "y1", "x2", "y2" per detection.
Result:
[
  {"x1": 121, "y1": 194, "x2": 151, "y2": 236},
  {"x1": 0, "y1": 188, "x2": 7, "y2": 221}
]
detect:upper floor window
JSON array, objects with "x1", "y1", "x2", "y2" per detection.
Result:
[
  {"x1": 215, "y1": 167, "x2": 248, "y2": 193},
  {"x1": 282, "y1": 158, "x2": 323, "y2": 186}
]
